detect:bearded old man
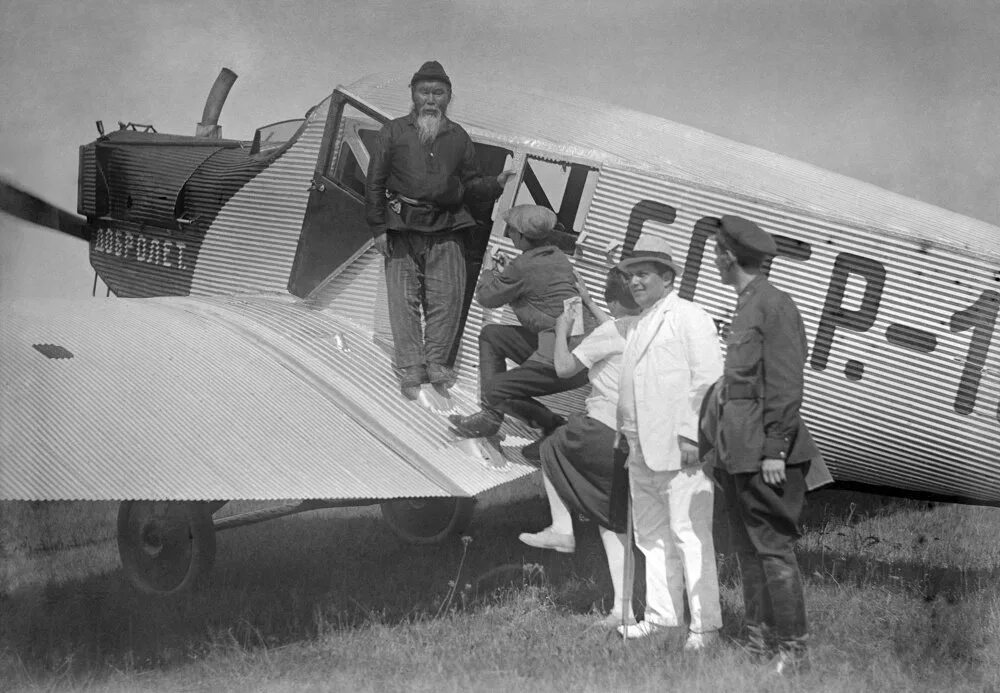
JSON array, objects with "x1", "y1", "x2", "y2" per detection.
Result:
[{"x1": 365, "y1": 60, "x2": 515, "y2": 399}]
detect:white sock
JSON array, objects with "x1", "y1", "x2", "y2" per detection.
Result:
[
  {"x1": 542, "y1": 472, "x2": 574, "y2": 535},
  {"x1": 600, "y1": 526, "x2": 634, "y2": 619}
]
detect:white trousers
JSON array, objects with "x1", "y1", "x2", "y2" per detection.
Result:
[{"x1": 628, "y1": 453, "x2": 722, "y2": 633}]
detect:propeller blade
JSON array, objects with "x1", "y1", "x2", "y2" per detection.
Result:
[{"x1": 0, "y1": 178, "x2": 90, "y2": 240}]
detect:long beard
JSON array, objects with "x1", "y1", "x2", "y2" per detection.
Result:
[{"x1": 415, "y1": 111, "x2": 445, "y2": 145}]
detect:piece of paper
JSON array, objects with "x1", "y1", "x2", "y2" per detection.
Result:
[{"x1": 564, "y1": 296, "x2": 584, "y2": 336}]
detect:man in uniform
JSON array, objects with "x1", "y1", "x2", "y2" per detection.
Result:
[
  {"x1": 708, "y1": 215, "x2": 831, "y2": 674},
  {"x1": 365, "y1": 60, "x2": 514, "y2": 399}
]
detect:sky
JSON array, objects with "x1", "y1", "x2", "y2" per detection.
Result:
[{"x1": 1, "y1": 0, "x2": 998, "y2": 298}]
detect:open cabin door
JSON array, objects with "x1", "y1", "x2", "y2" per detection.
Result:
[{"x1": 288, "y1": 92, "x2": 388, "y2": 297}]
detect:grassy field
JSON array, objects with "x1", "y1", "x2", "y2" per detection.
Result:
[{"x1": 1, "y1": 489, "x2": 998, "y2": 692}]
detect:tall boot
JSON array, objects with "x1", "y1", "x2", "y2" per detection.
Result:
[
  {"x1": 760, "y1": 555, "x2": 807, "y2": 642},
  {"x1": 771, "y1": 635, "x2": 810, "y2": 675},
  {"x1": 737, "y1": 553, "x2": 773, "y2": 656}
]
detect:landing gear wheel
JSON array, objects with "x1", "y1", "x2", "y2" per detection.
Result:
[
  {"x1": 117, "y1": 501, "x2": 216, "y2": 595},
  {"x1": 380, "y1": 497, "x2": 475, "y2": 544}
]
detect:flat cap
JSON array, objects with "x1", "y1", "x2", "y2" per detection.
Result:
[
  {"x1": 718, "y1": 215, "x2": 777, "y2": 256},
  {"x1": 617, "y1": 234, "x2": 680, "y2": 276},
  {"x1": 410, "y1": 60, "x2": 451, "y2": 87},
  {"x1": 502, "y1": 205, "x2": 557, "y2": 240}
]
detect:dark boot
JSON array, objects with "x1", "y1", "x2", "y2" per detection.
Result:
[
  {"x1": 761, "y1": 556, "x2": 808, "y2": 644},
  {"x1": 770, "y1": 635, "x2": 810, "y2": 675},
  {"x1": 738, "y1": 555, "x2": 772, "y2": 626},
  {"x1": 737, "y1": 554, "x2": 776, "y2": 657},
  {"x1": 745, "y1": 623, "x2": 773, "y2": 659},
  {"x1": 521, "y1": 438, "x2": 543, "y2": 461},
  {"x1": 448, "y1": 409, "x2": 503, "y2": 438}
]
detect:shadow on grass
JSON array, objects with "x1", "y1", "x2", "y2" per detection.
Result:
[
  {"x1": 0, "y1": 497, "x2": 637, "y2": 678},
  {"x1": 3, "y1": 489, "x2": 997, "y2": 681},
  {"x1": 713, "y1": 487, "x2": 1000, "y2": 602}
]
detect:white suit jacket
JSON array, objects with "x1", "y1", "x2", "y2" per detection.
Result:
[{"x1": 619, "y1": 292, "x2": 723, "y2": 471}]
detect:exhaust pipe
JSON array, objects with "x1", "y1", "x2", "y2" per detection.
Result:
[{"x1": 195, "y1": 68, "x2": 238, "y2": 138}]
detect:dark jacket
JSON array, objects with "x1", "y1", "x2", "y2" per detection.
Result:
[
  {"x1": 365, "y1": 113, "x2": 502, "y2": 235},
  {"x1": 706, "y1": 276, "x2": 831, "y2": 487},
  {"x1": 476, "y1": 245, "x2": 596, "y2": 363},
  {"x1": 476, "y1": 246, "x2": 578, "y2": 332}
]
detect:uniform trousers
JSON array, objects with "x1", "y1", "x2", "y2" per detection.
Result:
[
  {"x1": 628, "y1": 451, "x2": 722, "y2": 633},
  {"x1": 478, "y1": 324, "x2": 588, "y2": 431},
  {"x1": 385, "y1": 229, "x2": 466, "y2": 371},
  {"x1": 715, "y1": 466, "x2": 808, "y2": 641}
]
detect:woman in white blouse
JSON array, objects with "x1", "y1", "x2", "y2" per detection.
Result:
[{"x1": 518, "y1": 268, "x2": 640, "y2": 627}]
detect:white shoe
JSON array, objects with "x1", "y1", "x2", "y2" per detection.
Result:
[
  {"x1": 616, "y1": 620, "x2": 668, "y2": 639},
  {"x1": 683, "y1": 630, "x2": 721, "y2": 651},
  {"x1": 599, "y1": 611, "x2": 637, "y2": 629},
  {"x1": 518, "y1": 527, "x2": 575, "y2": 553}
]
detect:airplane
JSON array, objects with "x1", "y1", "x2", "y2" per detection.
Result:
[{"x1": 2, "y1": 67, "x2": 998, "y2": 596}]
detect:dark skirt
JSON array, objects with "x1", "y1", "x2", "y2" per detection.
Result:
[{"x1": 539, "y1": 413, "x2": 629, "y2": 533}]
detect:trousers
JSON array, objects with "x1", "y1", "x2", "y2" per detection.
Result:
[
  {"x1": 715, "y1": 466, "x2": 809, "y2": 640},
  {"x1": 384, "y1": 230, "x2": 466, "y2": 370},
  {"x1": 628, "y1": 455, "x2": 722, "y2": 633},
  {"x1": 478, "y1": 324, "x2": 588, "y2": 431}
]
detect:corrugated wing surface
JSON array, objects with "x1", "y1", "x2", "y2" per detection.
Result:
[
  {"x1": 577, "y1": 167, "x2": 1000, "y2": 502},
  {"x1": 306, "y1": 247, "x2": 589, "y2": 423},
  {"x1": 0, "y1": 296, "x2": 534, "y2": 501}
]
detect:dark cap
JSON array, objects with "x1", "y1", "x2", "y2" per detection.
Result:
[
  {"x1": 718, "y1": 215, "x2": 777, "y2": 256},
  {"x1": 617, "y1": 234, "x2": 680, "y2": 276},
  {"x1": 410, "y1": 60, "x2": 451, "y2": 87}
]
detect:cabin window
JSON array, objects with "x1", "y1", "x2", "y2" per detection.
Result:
[
  {"x1": 330, "y1": 127, "x2": 378, "y2": 200},
  {"x1": 326, "y1": 103, "x2": 381, "y2": 201},
  {"x1": 512, "y1": 156, "x2": 599, "y2": 233}
]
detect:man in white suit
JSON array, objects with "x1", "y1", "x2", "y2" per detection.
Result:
[{"x1": 616, "y1": 234, "x2": 724, "y2": 650}]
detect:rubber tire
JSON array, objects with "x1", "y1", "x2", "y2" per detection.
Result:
[
  {"x1": 380, "y1": 497, "x2": 476, "y2": 544},
  {"x1": 117, "y1": 500, "x2": 216, "y2": 596}
]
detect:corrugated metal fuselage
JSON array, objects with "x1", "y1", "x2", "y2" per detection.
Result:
[
  {"x1": 64, "y1": 76, "x2": 1000, "y2": 505},
  {"x1": 576, "y1": 168, "x2": 1000, "y2": 504}
]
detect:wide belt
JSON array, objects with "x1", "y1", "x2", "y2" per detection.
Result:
[
  {"x1": 388, "y1": 191, "x2": 440, "y2": 211},
  {"x1": 722, "y1": 382, "x2": 758, "y2": 401}
]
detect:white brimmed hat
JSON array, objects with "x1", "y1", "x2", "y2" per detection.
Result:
[{"x1": 617, "y1": 235, "x2": 680, "y2": 276}]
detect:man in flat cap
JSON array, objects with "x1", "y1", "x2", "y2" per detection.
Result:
[
  {"x1": 705, "y1": 215, "x2": 831, "y2": 674},
  {"x1": 449, "y1": 205, "x2": 594, "y2": 444},
  {"x1": 614, "y1": 234, "x2": 725, "y2": 650},
  {"x1": 366, "y1": 60, "x2": 515, "y2": 399}
]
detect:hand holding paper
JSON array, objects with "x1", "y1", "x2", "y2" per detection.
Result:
[{"x1": 563, "y1": 296, "x2": 584, "y2": 336}]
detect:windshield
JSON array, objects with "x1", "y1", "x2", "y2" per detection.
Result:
[{"x1": 251, "y1": 118, "x2": 305, "y2": 154}]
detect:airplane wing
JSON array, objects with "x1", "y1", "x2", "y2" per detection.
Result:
[{"x1": 0, "y1": 294, "x2": 536, "y2": 501}]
